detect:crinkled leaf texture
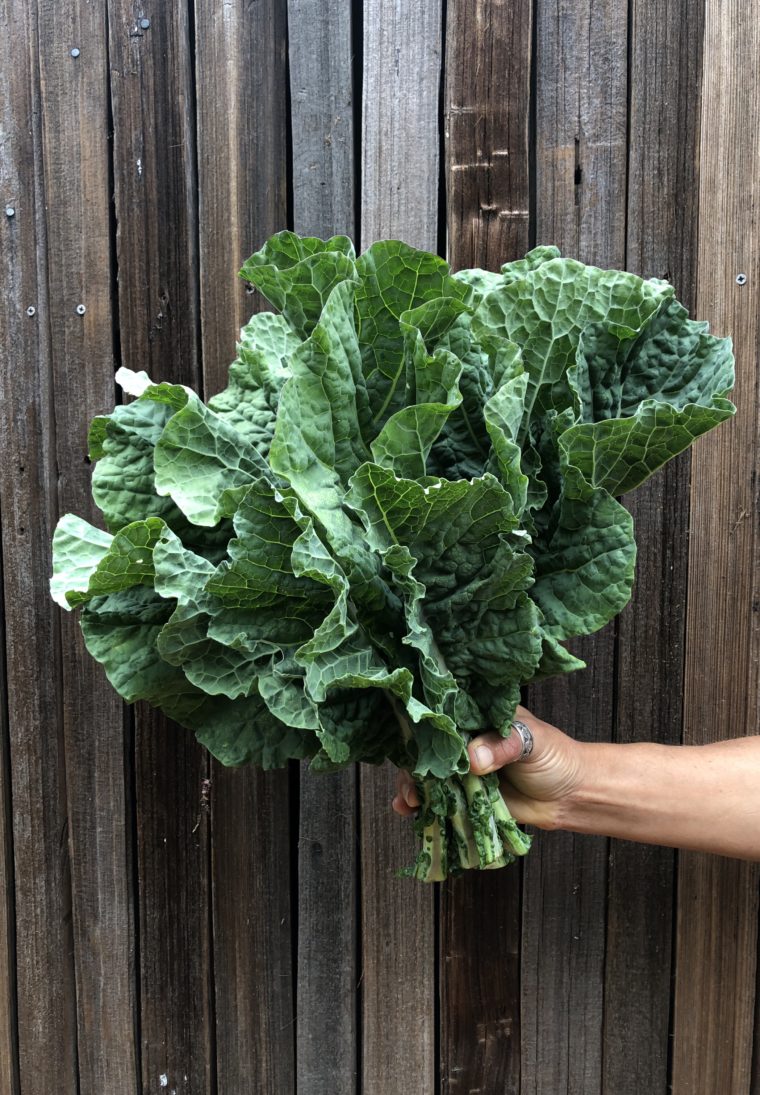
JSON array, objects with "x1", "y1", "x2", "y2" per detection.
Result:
[{"x1": 51, "y1": 233, "x2": 735, "y2": 786}]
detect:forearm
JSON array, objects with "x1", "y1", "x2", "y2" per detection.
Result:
[{"x1": 558, "y1": 738, "x2": 760, "y2": 859}]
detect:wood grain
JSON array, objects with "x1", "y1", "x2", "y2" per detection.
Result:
[
  {"x1": 210, "y1": 767, "x2": 294, "y2": 1095},
  {"x1": 36, "y1": 0, "x2": 141, "y2": 1089},
  {"x1": 286, "y1": 4, "x2": 359, "y2": 1092},
  {"x1": 673, "y1": 0, "x2": 760, "y2": 1090},
  {"x1": 0, "y1": 2, "x2": 79, "y2": 1091},
  {"x1": 107, "y1": 3, "x2": 214, "y2": 1090},
  {"x1": 444, "y1": 0, "x2": 532, "y2": 275},
  {"x1": 359, "y1": 5, "x2": 443, "y2": 1090},
  {"x1": 602, "y1": 1, "x2": 706, "y2": 1090},
  {"x1": 360, "y1": 0, "x2": 443, "y2": 250},
  {"x1": 297, "y1": 771, "x2": 358, "y2": 1094},
  {"x1": 0, "y1": 590, "x2": 17, "y2": 1095},
  {"x1": 195, "y1": 0, "x2": 290, "y2": 380},
  {"x1": 0, "y1": 3, "x2": 27, "y2": 1089},
  {"x1": 288, "y1": 0, "x2": 356, "y2": 240},
  {"x1": 360, "y1": 763, "x2": 436, "y2": 1095},
  {"x1": 522, "y1": 647, "x2": 614, "y2": 1095},
  {"x1": 523, "y1": 0, "x2": 629, "y2": 1090},
  {"x1": 440, "y1": 3, "x2": 531, "y2": 1090},
  {"x1": 193, "y1": 2, "x2": 294, "y2": 1090}
]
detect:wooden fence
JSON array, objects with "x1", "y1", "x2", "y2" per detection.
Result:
[{"x1": 1, "y1": 0, "x2": 758, "y2": 1091}]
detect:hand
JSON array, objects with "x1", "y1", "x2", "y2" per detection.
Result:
[{"x1": 392, "y1": 704, "x2": 586, "y2": 830}]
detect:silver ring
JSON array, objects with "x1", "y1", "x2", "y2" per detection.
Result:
[{"x1": 511, "y1": 719, "x2": 534, "y2": 760}]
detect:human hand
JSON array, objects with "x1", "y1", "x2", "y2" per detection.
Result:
[{"x1": 392, "y1": 704, "x2": 586, "y2": 830}]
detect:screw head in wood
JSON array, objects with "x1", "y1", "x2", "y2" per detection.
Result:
[
  {"x1": 26, "y1": 306, "x2": 36, "y2": 317},
  {"x1": 76, "y1": 304, "x2": 86, "y2": 315},
  {"x1": 140, "y1": 18, "x2": 151, "y2": 29},
  {"x1": 70, "y1": 48, "x2": 81, "y2": 58},
  {"x1": 736, "y1": 273, "x2": 747, "y2": 285},
  {"x1": 5, "y1": 207, "x2": 14, "y2": 217}
]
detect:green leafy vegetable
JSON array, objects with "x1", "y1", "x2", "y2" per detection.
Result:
[{"x1": 50, "y1": 232, "x2": 735, "y2": 881}]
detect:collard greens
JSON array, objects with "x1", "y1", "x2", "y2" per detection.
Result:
[{"x1": 50, "y1": 233, "x2": 735, "y2": 880}]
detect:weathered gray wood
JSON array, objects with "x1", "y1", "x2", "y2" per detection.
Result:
[
  {"x1": 288, "y1": 0, "x2": 355, "y2": 240},
  {"x1": 602, "y1": 1, "x2": 705, "y2": 1090},
  {"x1": 522, "y1": 647, "x2": 614, "y2": 1095},
  {"x1": 193, "y1": 2, "x2": 294, "y2": 1091},
  {"x1": 0, "y1": 622, "x2": 17, "y2": 1095},
  {"x1": 445, "y1": 0, "x2": 531, "y2": 274},
  {"x1": 286, "y1": 5, "x2": 359, "y2": 1092},
  {"x1": 0, "y1": 3, "x2": 79, "y2": 1091},
  {"x1": 135, "y1": 709, "x2": 214, "y2": 1094},
  {"x1": 360, "y1": 764, "x2": 436, "y2": 1095},
  {"x1": 195, "y1": 0, "x2": 290, "y2": 379},
  {"x1": 360, "y1": 0, "x2": 443, "y2": 250},
  {"x1": 0, "y1": 7, "x2": 26, "y2": 1089},
  {"x1": 673, "y1": 0, "x2": 760, "y2": 1089},
  {"x1": 296, "y1": 771, "x2": 358, "y2": 1094},
  {"x1": 35, "y1": 0, "x2": 141, "y2": 1089},
  {"x1": 523, "y1": 1, "x2": 629, "y2": 1090},
  {"x1": 441, "y1": 3, "x2": 531, "y2": 1090},
  {"x1": 209, "y1": 767, "x2": 294, "y2": 1095},
  {"x1": 359, "y1": 5, "x2": 442, "y2": 1090},
  {"x1": 107, "y1": 3, "x2": 214, "y2": 1090}
]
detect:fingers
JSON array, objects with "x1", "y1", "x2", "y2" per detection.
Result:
[
  {"x1": 499, "y1": 780, "x2": 559, "y2": 831},
  {"x1": 392, "y1": 770, "x2": 420, "y2": 817},
  {"x1": 392, "y1": 793, "x2": 416, "y2": 817},
  {"x1": 469, "y1": 706, "x2": 539, "y2": 775},
  {"x1": 468, "y1": 730, "x2": 524, "y2": 774}
]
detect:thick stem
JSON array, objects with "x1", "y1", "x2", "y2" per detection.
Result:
[
  {"x1": 411, "y1": 780, "x2": 448, "y2": 881},
  {"x1": 448, "y1": 777, "x2": 480, "y2": 870},
  {"x1": 462, "y1": 772, "x2": 505, "y2": 868},
  {"x1": 491, "y1": 779, "x2": 532, "y2": 857},
  {"x1": 384, "y1": 689, "x2": 531, "y2": 880}
]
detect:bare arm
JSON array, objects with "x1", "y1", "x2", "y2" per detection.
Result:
[
  {"x1": 555, "y1": 736, "x2": 760, "y2": 859},
  {"x1": 394, "y1": 705, "x2": 760, "y2": 860}
]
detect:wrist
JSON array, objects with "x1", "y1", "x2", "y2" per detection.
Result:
[{"x1": 550, "y1": 739, "x2": 607, "y2": 833}]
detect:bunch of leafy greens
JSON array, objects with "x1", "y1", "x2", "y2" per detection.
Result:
[{"x1": 50, "y1": 233, "x2": 735, "y2": 881}]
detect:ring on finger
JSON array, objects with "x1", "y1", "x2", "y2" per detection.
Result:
[{"x1": 511, "y1": 719, "x2": 534, "y2": 760}]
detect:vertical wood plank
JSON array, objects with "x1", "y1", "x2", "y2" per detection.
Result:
[
  {"x1": 193, "y1": 2, "x2": 294, "y2": 1092},
  {"x1": 360, "y1": 11, "x2": 443, "y2": 1092},
  {"x1": 360, "y1": 0, "x2": 442, "y2": 251},
  {"x1": 296, "y1": 771, "x2": 358, "y2": 1094},
  {"x1": 440, "y1": 1, "x2": 531, "y2": 1091},
  {"x1": 37, "y1": 1, "x2": 141, "y2": 1089},
  {"x1": 195, "y1": 0, "x2": 290, "y2": 377},
  {"x1": 672, "y1": 0, "x2": 760, "y2": 1089},
  {"x1": 0, "y1": 2, "x2": 23, "y2": 1088},
  {"x1": 288, "y1": 0, "x2": 355, "y2": 240},
  {"x1": 0, "y1": 3, "x2": 79, "y2": 1090},
  {"x1": 523, "y1": 1, "x2": 629, "y2": 1091},
  {"x1": 287, "y1": 3, "x2": 359, "y2": 1092},
  {"x1": 0, "y1": 606, "x2": 17, "y2": 1094},
  {"x1": 107, "y1": 4, "x2": 214, "y2": 1091},
  {"x1": 445, "y1": 0, "x2": 532, "y2": 275},
  {"x1": 602, "y1": 1, "x2": 705, "y2": 1090}
]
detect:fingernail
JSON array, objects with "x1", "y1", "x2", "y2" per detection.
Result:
[{"x1": 474, "y1": 745, "x2": 493, "y2": 770}]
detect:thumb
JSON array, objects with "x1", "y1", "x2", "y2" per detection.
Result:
[{"x1": 468, "y1": 729, "x2": 524, "y2": 775}]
